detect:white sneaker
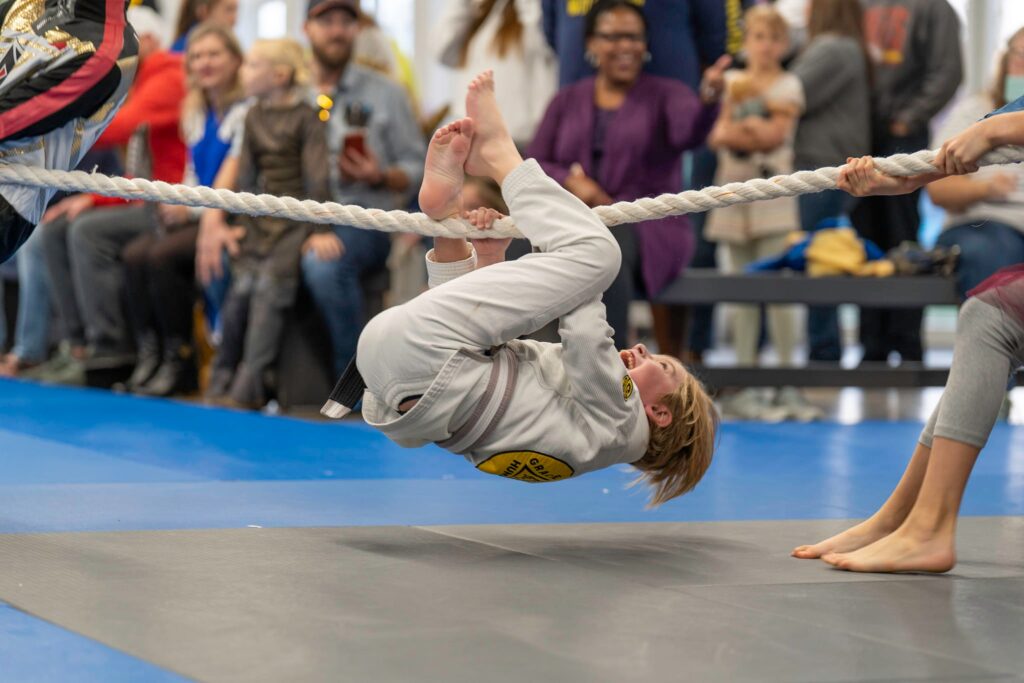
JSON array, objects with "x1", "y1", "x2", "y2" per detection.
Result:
[
  {"x1": 774, "y1": 386, "x2": 824, "y2": 422},
  {"x1": 721, "y1": 388, "x2": 786, "y2": 422}
]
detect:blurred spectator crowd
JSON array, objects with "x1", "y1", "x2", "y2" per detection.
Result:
[{"x1": 1, "y1": 0, "x2": 1017, "y2": 420}]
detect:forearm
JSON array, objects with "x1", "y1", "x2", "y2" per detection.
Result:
[
  {"x1": 432, "y1": 237, "x2": 472, "y2": 262},
  {"x1": 926, "y1": 176, "x2": 992, "y2": 213},
  {"x1": 475, "y1": 253, "x2": 505, "y2": 269},
  {"x1": 714, "y1": 122, "x2": 770, "y2": 153},
  {"x1": 985, "y1": 112, "x2": 1024, "y2": 148}
]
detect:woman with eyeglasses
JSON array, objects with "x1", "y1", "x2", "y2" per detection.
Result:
[{"x1": 528, "y1": 0, "x2": 728, "y2": 354}]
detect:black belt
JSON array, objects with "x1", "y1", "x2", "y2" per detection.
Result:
[{"x1": 321, "y1": 357, "x2": 365, "y2": 419}]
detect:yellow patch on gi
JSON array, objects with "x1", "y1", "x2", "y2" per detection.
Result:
[
  {"x1": 622, "y1": 375, "x2": 634, "y2": 401},
  {"x1": 477, "y1": 451, "x2": 575, "y2": 483}
]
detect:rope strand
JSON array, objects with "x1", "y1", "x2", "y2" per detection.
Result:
[{"x1": 2, "y1": 147, "x2": 1023, "y2": 238}]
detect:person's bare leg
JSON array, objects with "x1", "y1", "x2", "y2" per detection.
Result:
[
  {"x1": 822, "y1": 437, "x2": 980, "y2": 573},
  {"x1": 420, "y1": 118, "x2": 475, "y2": 263},
  {"x1": 792, "y1": 442, "x2": 932, "y2": 558},
  {"x1": 464, "y1": 70, "x2": 523, "y2": 185}
]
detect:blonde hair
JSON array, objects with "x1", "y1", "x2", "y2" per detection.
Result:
[
  {"x1": 633, "y1": 370, "x2": 718, "y2": 507},
  {"x1": 250, "y1": 38, "x2": 311, "y2": 88},
  {"x1": 182, "y1": 22, "x2": 245, "y2": 124},
  {"x1": 743, "y1": 4, "x2": 789, "y2": 41}
]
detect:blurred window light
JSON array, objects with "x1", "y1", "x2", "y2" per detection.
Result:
[{"x1": 257, "y1": 0, "x2": 287, "y2": 39}]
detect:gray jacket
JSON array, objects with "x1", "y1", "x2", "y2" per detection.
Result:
[
  {"x1": 862, "y1": 0, "x2": 963, "y2": 131},
  {"x1": 791, "y1": 34, "x2": 872, "y2": 170}
]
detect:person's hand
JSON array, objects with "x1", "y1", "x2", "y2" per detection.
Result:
[
  {"x1": 934, "y1": 117, "x2": 997, "y2": 176},
  {"x1": 984, "y1": 171, "x2": 1018, "y2": 202},
  {"x1": 463, "y1": 208, "x2": 511, "y2": 266},
  {"x1": 700, "y1": 54, "x2": 732, "y2": 104},
  {"x1": 42, "y1": 194, "x2": 94, "y2": 223},
  {"x1": 564, "y1": 163, "x2": 613, "y2": 207},
  {"x1": 196, "y1": 213, "x2": 245, "y2": 285},
  {"x1": 302, "y1": 232, "x2": 345, "y2": 261},
  {"x1": 157, "y1": 203, "x2": 191, "y2": 228},
  {"x1": 339, "y1": 143, "x2": 385, "y2": 185},
  {"x1": 837, "y1": 156, "x2": 934, "y2": 197}
]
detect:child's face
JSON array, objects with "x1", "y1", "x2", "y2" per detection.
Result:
[
  {"x1": 620, "y1": 344, "x2": 686, "y2": 408},
  {"x1": 187, "y1": 35, "x2": 240, "y2": 95},
  {"x1": 242, "y1": 53, "x2": 282, "y2": 98},
  {"x1": 743, "y1": 21, "x2": 788, "y2": 69}
]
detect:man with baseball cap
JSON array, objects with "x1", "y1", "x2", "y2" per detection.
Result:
[
  {"x1": 300, "y1": 0, "x2": 426, "y2": 379},
  {"x1": 307, "y1": 0, "x2": 360, "y2": 19}
]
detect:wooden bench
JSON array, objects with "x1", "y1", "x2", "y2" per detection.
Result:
[{"x1": 656, "y1": 269, "x2": 961, "y2": 388}]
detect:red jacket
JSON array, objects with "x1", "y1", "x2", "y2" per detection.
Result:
[{"x1": 92, "y1": 50, "x2": 186, "y2": 206}]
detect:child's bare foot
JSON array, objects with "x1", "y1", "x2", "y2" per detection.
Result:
[
  {"x1": 821, "y1": 525, "x2": 956, "y2": 574},
  {"x1": 791, "y1": 516, "x2": 899, "y2": 559},
  {"x1": 464, "y1": 71, "x2": 522, "y2": 183},
  {"x1": 420, "y1": 118, "x2": 475, "y2": 220}
]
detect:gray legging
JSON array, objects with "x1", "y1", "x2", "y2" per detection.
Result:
[{"x1": 920, "y1": 297, "x2": 1024, "y2": 449}]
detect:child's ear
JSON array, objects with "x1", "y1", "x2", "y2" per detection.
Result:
[{"x1": 645, "y1": 403, "x2": 673, "y2": 429}]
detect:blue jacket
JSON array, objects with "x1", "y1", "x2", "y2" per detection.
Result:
[{"x1": 542, "y1": 0, "x2": 727, "y2": 88}]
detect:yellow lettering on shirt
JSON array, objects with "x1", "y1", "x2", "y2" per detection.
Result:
[
  {"x1": 477, "y1": 451, "x2": 575, "y2": 483},
  {"x1": 567, "y1": 0, "x2": 643, "y2": 18}
]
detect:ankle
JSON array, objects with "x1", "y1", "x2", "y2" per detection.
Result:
[{"x1": 901, "y1": 510, "x2": 957, "y2": 539}]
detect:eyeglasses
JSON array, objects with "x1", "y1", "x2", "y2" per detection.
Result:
[
  {"x1": 316, "y1": 93, "x2": 334, "y2": 122},
  {"x1": 593, "y1": 31, "x2": 646, "y2": 45}
]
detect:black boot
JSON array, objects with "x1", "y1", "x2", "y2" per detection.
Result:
[
  {"x1": 125, "y1": 332, "x2": 162, "y2": 392},
  {"x1": 138, "y1": 341, "x2": 198, "y2": 397}
]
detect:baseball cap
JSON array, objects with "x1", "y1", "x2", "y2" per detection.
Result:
[{"x1": 307, "y1": 0, "x2": 359, "y2": 19}]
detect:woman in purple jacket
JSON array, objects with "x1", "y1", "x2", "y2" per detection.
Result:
[{"x1": 527, "y1": 0, "x2": 728, "y2": 351}]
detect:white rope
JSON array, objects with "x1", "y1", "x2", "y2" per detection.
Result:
[{"x1": 3, "y1": 146, "x2": 1024, "y2": 239}]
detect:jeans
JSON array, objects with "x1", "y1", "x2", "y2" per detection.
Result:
[
  {"x1": 799, "y1": 189, "x2": 849, "y2": 362},
  {"x1": 41, "y1": 215, "x2": 86, "y2": 347},
  {"x1": 851, "y1": 127, "x2": 931, "y2": 362},
  {"x1": 686, "y1": 146, "x2": 718, "y2": 354},
  {"x1": 8, "y1": 228, "x2": 51, "y2": 361},
  {"x1": 936, "y1": 220, "x2": 1024, "y2": 298},
  {"x1": 302, "y1": 225, "x2": 391, "y2": 376},
  {"x1": 69, "y1": 205, "x2": 152, "y2": 353},
  {"x1": 601, "y1": 224, "x2": 640, "y2": 350}
]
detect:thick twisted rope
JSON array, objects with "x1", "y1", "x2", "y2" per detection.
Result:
[{"x1": 2, "y1": 147, "x2": 1023, "y2": 238}]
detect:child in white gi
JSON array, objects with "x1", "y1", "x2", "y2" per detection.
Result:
[
  {"x1": 792, "y1": 98, "x2": 1024, "y2": 572},
  {"x1": 332, "y1": 71, "x2": 717, "y2": 506}
]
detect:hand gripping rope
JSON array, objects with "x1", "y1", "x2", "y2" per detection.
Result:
[
  {"x1": 2, "y1": 147, "x2": 1023, "y2": 240},
  {"x1": 6, "y1": 146, "x2": 1022, "y2": 418}
]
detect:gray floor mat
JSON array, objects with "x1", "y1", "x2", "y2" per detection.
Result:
[{"x1": 1, "y1": 518, "x2": 1022, "y2": 683}]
